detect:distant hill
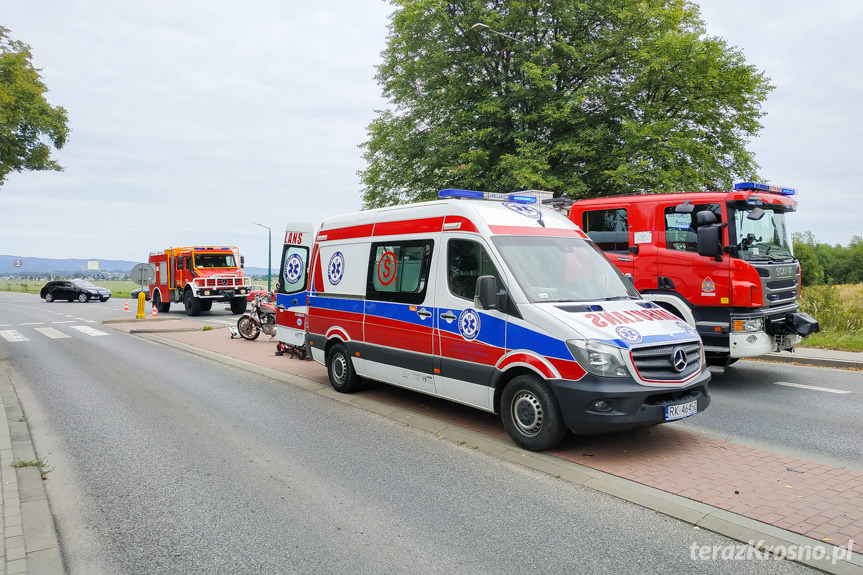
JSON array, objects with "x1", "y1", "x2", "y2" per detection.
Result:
[{"x1": 0, "y1": 255, "x2": 270, "y2": 277}]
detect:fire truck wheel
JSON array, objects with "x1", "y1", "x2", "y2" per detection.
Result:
[
  {"x1": 501, "y1": 375, "x2": 568, "y2": 451},
  {"x1": 184, "y1": 291, "x2": 202, "y2": 316},
  {"x1": 327, "y1": 343, "x2": 361, "y2": 393},
  {"x1": 153, "y1": 291, "x2": 171, "y2": 313},
  {"x1": 200, "y1": 300, "x2": 213, "y2": 312},
  {"x1": 230, "y1": 298, "x2": 247, "y2": 314}
]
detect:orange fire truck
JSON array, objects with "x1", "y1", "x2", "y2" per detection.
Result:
[
  {"x1": 148, "y1": 246, "x2": 252, "y2": 316},
  {"x1": 564, "y1": 183, "x2": 819, "y2": 368}
]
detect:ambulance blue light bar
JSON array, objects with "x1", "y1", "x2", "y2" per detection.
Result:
[
  {"x1": 438, "y1": 189, "x2": 537, "y2": 204},
  {"x1": 734, "y1": 182, "x2": 796, "y2": 196}
]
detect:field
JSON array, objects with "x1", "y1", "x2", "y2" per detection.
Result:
[{"x1": 3, "y1": 280, "x2": 862, "y2": 351}]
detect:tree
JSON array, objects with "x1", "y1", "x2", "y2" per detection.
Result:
[
  {"x1": 0, "y1": 26, "x2": 69, "y2": 188},
  {"x1": 360, "y1": 0, "x2": 773, "y2": 208},
  {"x1": 792, "y1": 231, "x2": 824, "y2": 286}
]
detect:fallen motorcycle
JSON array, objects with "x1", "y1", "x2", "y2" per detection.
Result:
[{"x1": 237, "y1": 292, "x2": 276, "y2": 340}]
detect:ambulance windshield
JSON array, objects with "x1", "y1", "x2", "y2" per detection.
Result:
[
  {"x1": 732, "y1": 207, "x2": 794, "y2": 262},
  {"x1": 492, "y1": 236, "x2": 639, "y2": 303}
]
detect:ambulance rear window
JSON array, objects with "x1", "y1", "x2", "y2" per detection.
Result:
[{"x1": 366, "y1": 240, "x2": 433, "y2": 304}]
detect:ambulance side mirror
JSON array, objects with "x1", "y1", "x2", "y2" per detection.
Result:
[{"x1": 475, "y1": 275, "x2": 505, "y2": 311}]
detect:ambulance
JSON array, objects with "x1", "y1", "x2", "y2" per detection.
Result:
[{"x1": 284, "y1": 190, "x2": 711, "y2": 451}]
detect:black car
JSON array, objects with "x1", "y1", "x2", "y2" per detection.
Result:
[
  {"x1": 40, "y1": 279, "x2": 112, "y2": 303},
  {"x1": 130, "y1": 287, "x2": 150, "y2": 301}
]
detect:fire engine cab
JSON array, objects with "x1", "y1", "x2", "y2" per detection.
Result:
[
  {"x1": 148, "y1": 246, "x2": 251, "y2": 316},
  {"x1": 281, "y1": 190, "x2": 711, "y2": 451},
  {"x1": 566, "y1": 183, "x2": 819, "y2": 368}
]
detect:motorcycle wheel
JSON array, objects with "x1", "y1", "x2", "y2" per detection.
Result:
[{"x1": 237, "y1": 316, "x2": 261, "y2": 340}]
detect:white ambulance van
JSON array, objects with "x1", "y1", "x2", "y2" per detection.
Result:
[{"x1": 301, "y1": 190, "x2": 711, "y2": 451}]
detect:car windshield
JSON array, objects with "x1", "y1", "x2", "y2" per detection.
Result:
[
  {"x1": 71, "y1": 279, "x2": 97, "y2": 288},
  {"x1": 195, "y1": 254, "x2": 236, "y2": 268},
  {"x1": 492, "y1": 235, "x2": 639, "y2": 303},
  {"x1": 732, "y1": 207, "x2": 794, "y2": 262}
]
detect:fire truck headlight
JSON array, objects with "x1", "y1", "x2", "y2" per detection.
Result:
[
  {"x1": 732, "y1": 317, "x2": 764, "y2": 333},
  {"x1": 567, "y1": 340, "x2": 629, "y2": 378}
]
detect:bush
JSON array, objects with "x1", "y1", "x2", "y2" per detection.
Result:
[{"x1": 800, "y1": 284, "x2": 863, "y2": 334}]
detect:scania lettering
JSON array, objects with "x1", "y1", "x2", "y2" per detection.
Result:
[
  {"x1": 148, "y1": 246, "x2": 251, "y2": 316},
  {"x1": 566, "y1": 183, "x2": 819, "y2": 368},
  {"x1": 284, "y1": 190, "x2": 711, "y2": 451}
]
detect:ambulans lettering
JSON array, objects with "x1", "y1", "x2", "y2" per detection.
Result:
[
  {"x1": 285, "y1": 231, "x2": 304, "y2": 244},
  {"x1": 584, "y1": 308, "x2": 678, "y2": 327}
]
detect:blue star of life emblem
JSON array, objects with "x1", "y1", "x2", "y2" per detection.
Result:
[
  {"x1": 502, "y1": 202, "x2": 543, "y2": 219},
  {"x1": 285, "y1": 254, "x2": 303, "y2": 284},
  {"x1": 328, "y1": 252, "x2": 344, "y2": 285},
  {"x1": 615, "y1": 325, "x2": 642, "y2": 344},
  {"x1": 458, "y1": 308, "x2": 481, "y2": 341}
]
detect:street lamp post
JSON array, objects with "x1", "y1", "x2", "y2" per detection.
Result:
[{"x1": 251, "y1": 222, "x2": 272, "y2": 292}]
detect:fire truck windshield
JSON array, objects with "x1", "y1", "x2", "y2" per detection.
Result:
[
  {"x1": 194, "y1": 254, "x2": 236, "y2": 268},
  {"x1": 732, "y1": 207, "x2": 794, "y2": 262},
  {"x1": 493, "y1": 236, "x2": 640, "y2": 303}
]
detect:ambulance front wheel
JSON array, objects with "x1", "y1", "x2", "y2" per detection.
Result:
[
  {"x1": 501, "y1": 375, "x2": 568, "y2": 451},
  {"x1": 327, "y1": 343, "x2": 361, "y2": 393}
]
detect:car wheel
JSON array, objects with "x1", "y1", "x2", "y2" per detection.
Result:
[
  {"x1": 78, "y1": 292, "x2": 89, "y2": 303},
  {"x1": 100, "y1": 297, "x2": 108, "y2": 302},
  {"x1": 327, "y1": 343, "x2": 361, "y2": 393},
  {"x1": 45, "y1": 293, "x2": 54, "y2": 302},
  {"x1": 501, "y1": 374, "x2": 568, "y2": 451}
]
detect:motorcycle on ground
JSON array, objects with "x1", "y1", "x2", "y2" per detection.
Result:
[{"x1": 237, "y1": 292, "x2": 277, "y2": 340}]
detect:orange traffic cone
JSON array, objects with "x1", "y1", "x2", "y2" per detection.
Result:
[
  {"x1": 151, "y1": 305, "x2": 158, "y2": 318},
  {"x1": 124, "y1": 300, "x2": 129, "y2": 311}
]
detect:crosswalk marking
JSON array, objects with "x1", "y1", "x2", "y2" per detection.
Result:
[
  {"x1": 34, "y1": 327, "x2": 72, "y2": 339},
  {"x1": 68, "y1": 325, "x2": 109, "y2": 337},
  {"x1": 0, "y1": 330, "x2": 29, "y2": 342}
]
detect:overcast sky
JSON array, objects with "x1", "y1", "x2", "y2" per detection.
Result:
[{"x1": 2, "y1": 0, "x2": 861, "y2": 269}]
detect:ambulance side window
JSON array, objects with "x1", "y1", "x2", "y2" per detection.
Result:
[
  {"x1": 366, "y1": 240, "x2": 433, "y2": 304},
  {"x1": 447, "y1": 239, "x2": 502, "y2": 301},
  {"x1": 664, "y1": 203, "x2": 721, "y2": 252},
  {"x1": 581, "y1": 209, "x2": 629, "y2": 253}
]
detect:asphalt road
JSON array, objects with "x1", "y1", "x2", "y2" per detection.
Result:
[{"x1": 0, "y1": 291, "x2": 821, "y2": 574}]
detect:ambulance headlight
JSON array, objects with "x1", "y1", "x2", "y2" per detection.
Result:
[{"x1": 567, "y1": 340, "x2": 629, "y2": 378}]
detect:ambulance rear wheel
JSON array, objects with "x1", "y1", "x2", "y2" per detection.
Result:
[
  {"x1": 327, "y1": 343, "x2": 361, "y2": 393},
  {"x1": 501, "y1": 375, "x2": 567, "y2": 451}
]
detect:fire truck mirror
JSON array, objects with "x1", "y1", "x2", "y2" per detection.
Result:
[
  {"x1": 747, "y1": 207, "x2": 766, "y2": 221},
  {"x1": 240, "y1": 255, "x2": 245, "y2": 269},
  {"x1": 696, "y1": 226, "x2": 721, "y2": 259}
]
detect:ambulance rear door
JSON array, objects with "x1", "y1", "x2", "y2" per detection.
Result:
[{"x1": 276, "y1": 223, "x2": 315, "y2": 348}]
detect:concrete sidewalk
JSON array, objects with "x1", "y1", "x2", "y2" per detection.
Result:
[{"x1": 107, "y1": 317, "x2": 863, "y2": 574}]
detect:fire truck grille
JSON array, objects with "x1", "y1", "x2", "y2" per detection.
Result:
[
  {"x1": 631, "y1": 341, "x2": 701, "y2": 381},
  {"x1": 196, "y1": 277, "x2": 248, "y2": 288}
]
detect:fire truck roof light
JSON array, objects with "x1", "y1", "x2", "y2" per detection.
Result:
[
  {"x1": 438, "y1": 189, "x2": 537, "y2": 204},
  {"x1": 734, "y1": 182, "x2": 796, "y2": 196}
]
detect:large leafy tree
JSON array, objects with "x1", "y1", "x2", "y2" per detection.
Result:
[
  {"x1": 361, "y1": 0, "x2": 772, "y2": 207},
  {"x1": 0, "y1": 26, "x2": 69, "y2": 188}
]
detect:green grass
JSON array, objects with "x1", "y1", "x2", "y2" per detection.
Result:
[{"x1": 798, "y1": 284, "x2": 863, "y2": 352}]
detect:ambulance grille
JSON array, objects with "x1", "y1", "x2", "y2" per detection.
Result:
[{"x1": 630, "y1": 341, "x2": 701, "y2": 381}]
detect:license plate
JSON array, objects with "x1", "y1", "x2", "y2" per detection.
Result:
[{"x1": 665, "y1": 400, "x2": 698, "y2": 421}]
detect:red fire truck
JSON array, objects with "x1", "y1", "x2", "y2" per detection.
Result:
[
  {"x1": 148, "y1": 246, "x2": 252, "y2": 316},
  {"x1": 565, "y1": 183, "x2": 819, "y2": 368}
]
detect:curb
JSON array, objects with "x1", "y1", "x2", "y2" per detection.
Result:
[
  {"x1": 757, "y1": 352, "x2": 863, "y2": 371},
  {"x1": 138, "y1": 332, "x2": 862, "y2": 575},
  {"x1": 0, "y1": 364, "x2": 64, "y2": 575}
]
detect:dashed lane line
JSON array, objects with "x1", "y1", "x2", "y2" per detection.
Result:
[{"x1": 774, "y1": 381, "x2": 851, "y2": 395}]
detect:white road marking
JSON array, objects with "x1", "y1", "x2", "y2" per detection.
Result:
[
  {"x1": 52, "y1": 321, "x2": 76, "y2": 324},
  {"x1": 20, "y1": 322, "x2": 45, "y2": 326},
  {"x1": 34, "y1": 327, "x2": 72, "y2": 339},
  {"x1": 774, "y1": 381, "x2": 851, "y2": 395},
  {"x1": 68, "y1": 325, "x2": 109, "y2": 337},
  {"x1": 0, "y1": 330, "x2": 29, "y2": 342}
]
